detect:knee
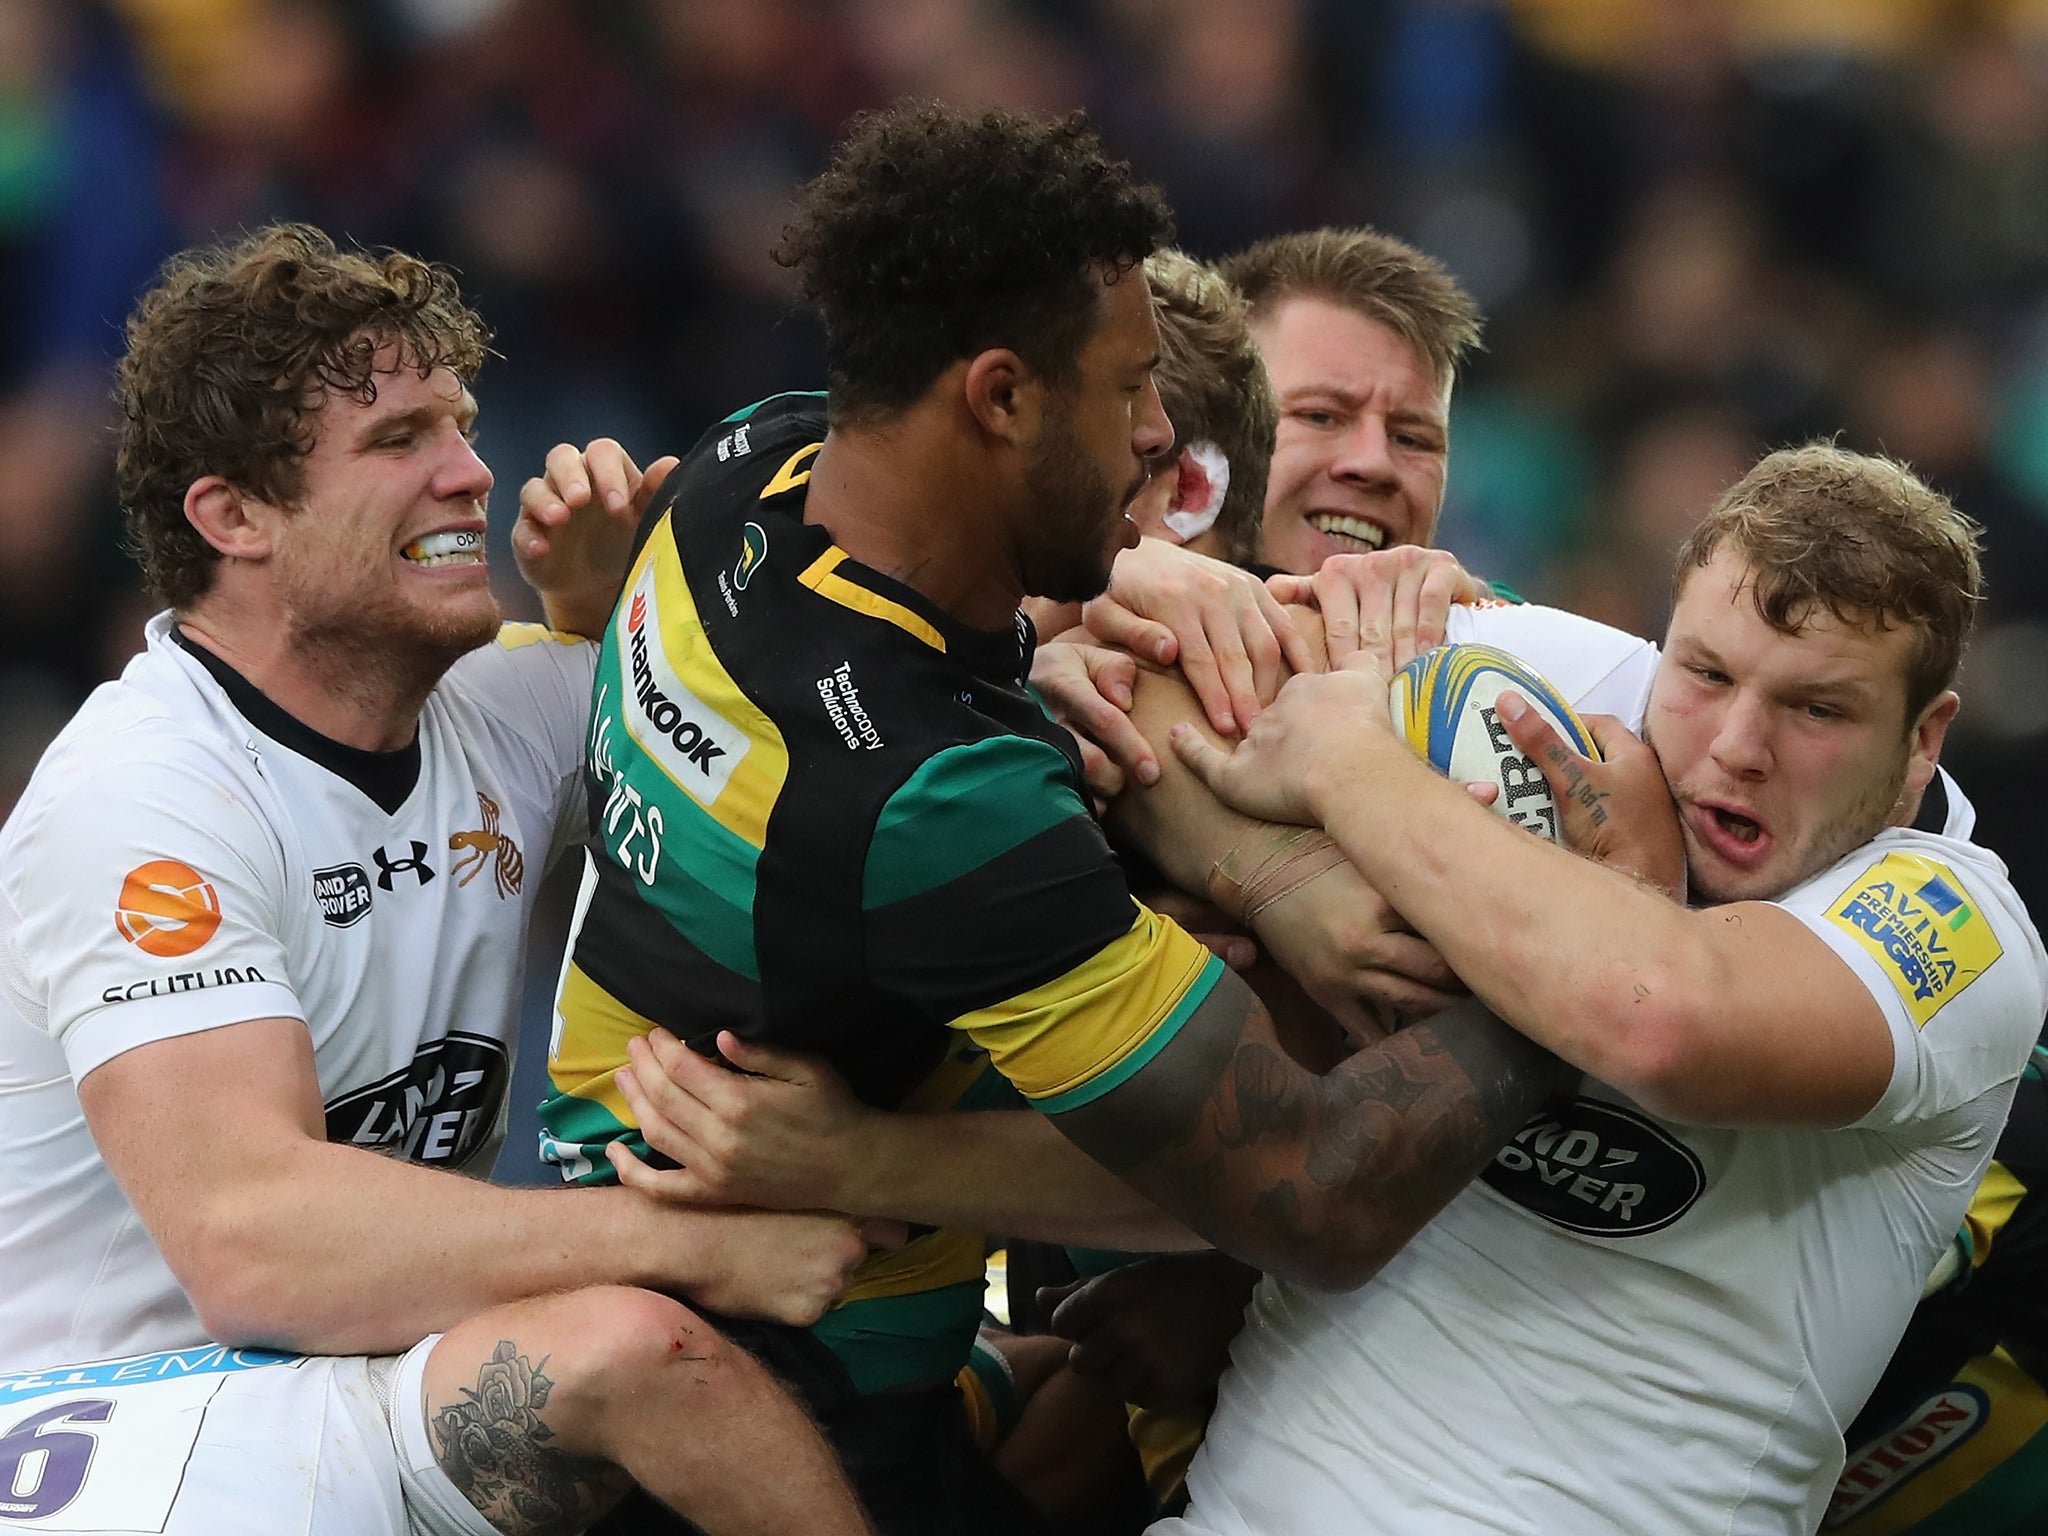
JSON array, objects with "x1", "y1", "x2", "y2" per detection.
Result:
[{"x1": 539, "y1": 1286, "x2": 748, "y2": 1413}]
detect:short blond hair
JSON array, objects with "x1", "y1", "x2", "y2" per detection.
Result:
[
  {"x1": 1673, "y1": 443, "x2": 1983, "y2": 720},
  {"x1": 1146, "y1": 249, "x2": 1276, "y2": 565},
  {"x1": 1219, "y1": 227, "x2": 1482, "y2": 397}
]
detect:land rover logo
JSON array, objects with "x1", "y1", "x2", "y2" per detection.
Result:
[
  {"x1": 312, "y1": 863, "x2": 372, "y2": 927},
  {"x1": 324, "y1": 1031, "x2": 510, "y2": 1168},
  {"x1": 1482, "y1": 1097, "x2": 1706, "y2": 1236}
]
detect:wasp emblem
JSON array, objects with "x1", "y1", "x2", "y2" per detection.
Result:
[{"x1": 449, "y1": 791, "x2": 525, "y2": 898}]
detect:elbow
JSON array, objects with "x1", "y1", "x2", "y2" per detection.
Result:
[
  {"x1": 186, "y1": 1270, "x2": 300, "y2": 1351},
  {"x1": 171, "y1": 1212, "x2": 314, "y2": 1350},
  {"x1": 1254, "y1": 1199, "x2": 1428, "y2": 1293},
  {"x1": 1577, "y1": 966, "x2": 1714, "y2": 1115}
]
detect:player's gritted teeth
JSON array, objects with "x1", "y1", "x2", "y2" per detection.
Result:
[
  {"x1": 401, "y1": 527, "x2": 487, "y2": 568},
  {"x1": 1307, "y1": 512, "x2": 1388, "y2": 553}
]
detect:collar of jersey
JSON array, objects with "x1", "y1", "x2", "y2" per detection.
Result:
[
  {"x1": 171, "y1": 625, "x2": 422, "y2": 815},
  {"x1": 760, "y1": 512, "x2": 1035, "y2": 687}
]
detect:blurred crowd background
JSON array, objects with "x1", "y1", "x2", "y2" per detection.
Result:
[{"x1": 6, "y1": 0, "x2": 2047, "y2": 1092}]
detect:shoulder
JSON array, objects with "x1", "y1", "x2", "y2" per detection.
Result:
[
  {"x1": 439, "y1": 624, "x2": 595, "y2": 718},
  {"x1": 18, "y1": 679, "x2": 264, "y2": 827},
  {"x1": 671, "y1": 393, "x2": 830, "y2": 506},
  {"x1": 1783, "y1": 831, "x2": 2047, "y2": 1047},
  {"x1": 1445, "y1": 602, "x2": 1660, "y2": 722}
]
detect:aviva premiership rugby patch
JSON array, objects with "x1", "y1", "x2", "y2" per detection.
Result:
[{"x1": 1827, "y1": 853, "x2": 2003, "y2": 1028}]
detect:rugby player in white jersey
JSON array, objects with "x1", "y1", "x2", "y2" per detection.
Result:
[
  {"x1": 1160, "y1": 444, "x2": 2048, "y2": 1534},
  {"x1": 0, "y1": 225, "x2": 877, "y2": 1536}
]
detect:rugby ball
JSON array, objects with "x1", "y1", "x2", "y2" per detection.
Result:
[{"x1": 1388, "y1": 643, "x2": 1598, "y2": 843}]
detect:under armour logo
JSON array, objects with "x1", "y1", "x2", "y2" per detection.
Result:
[{"x1": 373, "y1": 841, "x2": 436, "y2": 890}]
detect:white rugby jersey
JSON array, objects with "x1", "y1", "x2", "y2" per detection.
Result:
[
  {"x1": 0, "y1": 615, "x2": 594, "y2": 1373},
  {"x1": 1439, "y1": 598, "x2": 1660, "y2": 725},
  {"x1": 1162, "y1": 607, "x2": 2048, "y2": 1536}
]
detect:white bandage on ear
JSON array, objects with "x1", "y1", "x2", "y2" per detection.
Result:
[{"x1": 1161, "y1": 441, "x2": 1231, "y2": 543}]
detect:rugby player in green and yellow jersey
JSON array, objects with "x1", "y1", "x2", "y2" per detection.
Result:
[{"x1": 536, "y1": 103, "x2": 1619, "y2": 1536}]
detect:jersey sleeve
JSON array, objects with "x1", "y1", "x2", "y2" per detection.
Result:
[
  {"x1": 862, "y1": 734, "x2": 1225, "y2": 1114},
  {"x1": 442, "y1": 623, "x2": 598, "y2": 869},
  {"x1": 1447, "y1": 602, "x2": 1660, "y2": 728},
  {"x1": 1778, "y1": 836, "x2": 2048, "y2": 1138},
  {"x1": 7, "y1": 747, "x2": 305, "y2": 1082}
]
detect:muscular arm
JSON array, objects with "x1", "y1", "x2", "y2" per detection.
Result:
[
  {"x1": 1302, "y1": 729, "x2": 1893, "y2": 1125},
  {"x1": 1110, "y1": 611, "x2": 1463, "y2": 1018},
  {"x1": 807, "y1": 1109, "x2": 1205, "y2": 1250},
  {"x1": 611, "y1": 1028, "x2": 1203, "y2": 1250},
  {"x1": 1051, "y1": 973, "x2": 1569, "y2": 1290},
  {"x1": 81, "y1": 1017, "x2": 864, "y2": 1356}
]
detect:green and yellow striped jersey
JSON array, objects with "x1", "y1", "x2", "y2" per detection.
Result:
[{"x1": 541, "y1": 393, "x2": 1221, "y2": 1393}]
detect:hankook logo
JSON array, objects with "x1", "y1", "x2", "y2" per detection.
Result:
[
  {"x1": 618, "y1": 569, "x2": 749, "y2": 802},
  {"x1": 1482, "y1": 1097, "x2": 1706, "y2": 1236}
]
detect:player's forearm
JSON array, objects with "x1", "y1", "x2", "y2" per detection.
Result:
[
  {"x1": 1308, "y1": 736, "x2": 1710, "y2": 1095},
  {"x1": 1110, "y1": 666, "x2": 1264, "y2": 898},
  {"x1": 1056, "y1": 977, "x2": 1568, "y2": 1291},
  {"x1": 176, "y1": 1141, "x2": 751, "y2": 1355},
  {"x1": 834, "y1": 1109, "x2": 1204, "y2": 1250}
]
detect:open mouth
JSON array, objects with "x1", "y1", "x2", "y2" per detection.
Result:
[
  {"x1": 1308, "y1": 513, "x2": 1387, "y2": 553},
  {"x1": 402, "y1": 529, "x2": 486, "y2": 568},
  {"x1": 1711, "y1": 806, "x2": 1763, "y2": 844}
]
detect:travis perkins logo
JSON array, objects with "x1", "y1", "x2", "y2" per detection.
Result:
[
  {"x1": 620, "y1": 577, "x2": 748, "y2": 801},
  {"x1": 324, "y1": 1031, "x2": 510, "y2": 1168},
  {"x1": 734, "y1": 522, "x2": 767, "y2": 590},
  {"x1": 1482, "y1": 1097, "x2": 1706, "y2": 1236}
]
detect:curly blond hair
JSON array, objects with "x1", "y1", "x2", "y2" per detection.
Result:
[{"x1": 117, "y1": 223, "x2": 490, "y2": 607}]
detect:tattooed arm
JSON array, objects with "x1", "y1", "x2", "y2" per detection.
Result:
[{"x1": 1051, "y1": 971, "x2": 1569, "y2": 1290}]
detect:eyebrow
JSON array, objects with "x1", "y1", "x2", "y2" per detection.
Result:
[
  {"x1": 1674, "y1": 637, "x2": 1878, "y2": 703},
  {"x1": 1280, "y1": 385, "x2": 1447, "y2": 426},
  {"x1": 1789, "y1": 674, "x2": 1878, "y2": 705},
  {"x1": 354, "y1": 395, "x2": 477, "y2": 447}
]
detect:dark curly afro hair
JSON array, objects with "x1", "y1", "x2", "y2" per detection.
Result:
[{"x1": 775, "y1": 100, "x2": 1174, "y2": 423}]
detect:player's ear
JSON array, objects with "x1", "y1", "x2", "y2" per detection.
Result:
[
  {"x1": 963, "y1": 348, "x2": 1043, "y2": 447},
  {"x1": 1902, "y1": 689, "x2": 1960, "y2": 799},
  {"x1": 184, "y1": 476, "x2": 274, "y2": 561}
]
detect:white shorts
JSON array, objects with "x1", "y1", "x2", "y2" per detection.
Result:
[{"x1": 0, "y1": 1339, "x2": 497, "y2": 1536}]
